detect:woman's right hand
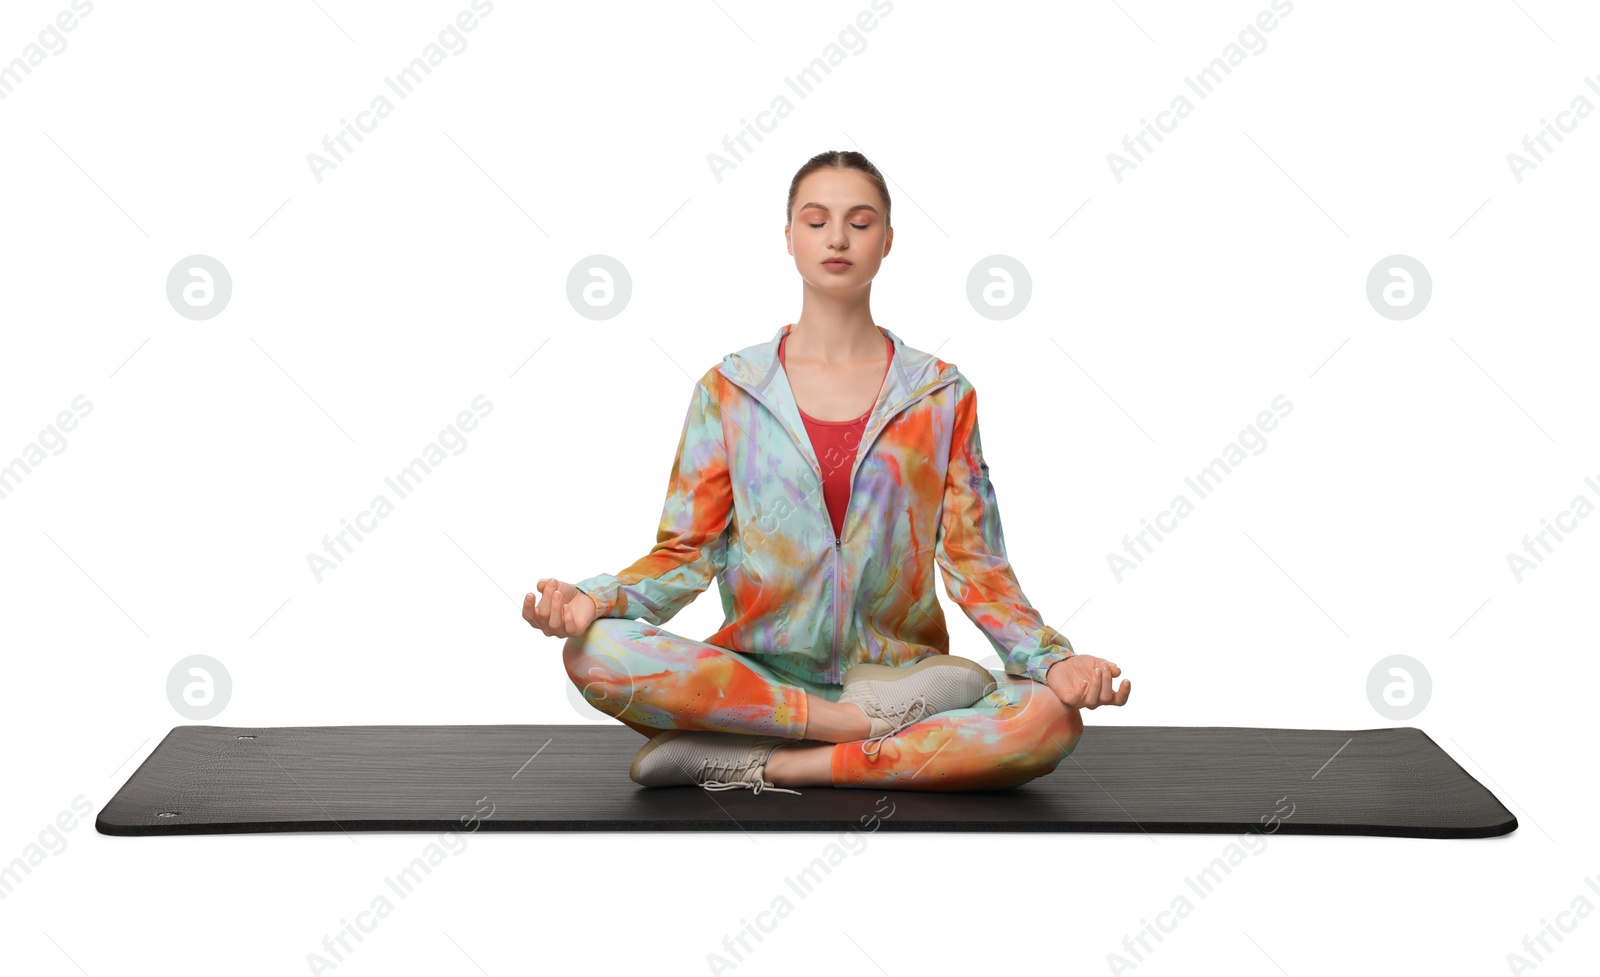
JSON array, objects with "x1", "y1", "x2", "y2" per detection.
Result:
[{"x1": 523, "y1": 578, "x2": 600, "y2": 638}]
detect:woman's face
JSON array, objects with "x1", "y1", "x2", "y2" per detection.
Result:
[{"x1": 786, "y1": 167, "x2": 892, "y2": 292}]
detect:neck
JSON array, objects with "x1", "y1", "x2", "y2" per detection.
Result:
[{"x1": 789, "y1": 289, "x2": 880, "y2": 364}]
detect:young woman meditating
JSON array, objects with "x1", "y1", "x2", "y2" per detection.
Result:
[{"x1": 524, "y1": 149, "x2": 1131, "y2": 795}]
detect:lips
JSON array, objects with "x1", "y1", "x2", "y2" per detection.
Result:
[{"x1": 822, "y1": 259, "x2": 852, "y2": 268}]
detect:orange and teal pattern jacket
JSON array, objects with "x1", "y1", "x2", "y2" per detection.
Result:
[{"x1": 575, "y1": 323, "x2": 1077, "y2": 686}]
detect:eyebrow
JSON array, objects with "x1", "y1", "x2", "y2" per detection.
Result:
[{"x1": 796, "y1": 202, "x2": 879, "y2": 215}]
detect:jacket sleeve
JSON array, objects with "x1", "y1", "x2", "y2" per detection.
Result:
[
  {"x1": 573, "y1": 369, "x2": 733, "y2": 625},
  {"x1": 934, "y1": 374, "x2": 1077, "y2": 685}
]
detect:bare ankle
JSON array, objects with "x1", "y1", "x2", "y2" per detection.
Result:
[
  {"x1": 764, "y1": 742, "x2": 833, "y2": 787},
  {"x1": 764, "y1": 742, "x2": 795, "y2": 779},
  {"x1": 842, "y1": 700, "x2": 871, "y2": 736},
  {"x1": 803, "y1": 696, "x2": 872, "y2": 743}
]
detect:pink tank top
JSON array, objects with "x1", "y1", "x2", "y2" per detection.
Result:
[{"x1": 778, "y1": 332, "x2": 894, "y2": 541}]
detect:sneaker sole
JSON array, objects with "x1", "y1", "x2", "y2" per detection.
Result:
[
  {"x1": 629, "y1": 729, "x2": 692, "y2": 784},
  {"x1": 841, "y1": 654, "x2": 1000, "y2": 697}
]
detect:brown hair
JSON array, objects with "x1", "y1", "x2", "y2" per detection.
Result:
[{"x1": 785, "y1": 150, "x2": 892, "y2": 229}]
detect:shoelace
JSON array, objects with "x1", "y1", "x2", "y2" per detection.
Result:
[
  {"x1": 860, "y1": 693, "x2": 929, "y2": 757},
  {"x1": 696, "y1": 750, "x2": 802, "y2": 795},
  {"x1": 699, "y1": 777, "x2": 802, "y2": 795}
]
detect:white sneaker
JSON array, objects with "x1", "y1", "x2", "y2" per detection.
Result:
[
  {"x1": 838, "y1": 656, "x2": 999, "y2": 756},
  {"x1": 629, "y1": 729, "x2": 802, "y2": 795}
]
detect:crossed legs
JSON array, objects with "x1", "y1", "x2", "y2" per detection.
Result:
[{"x1": 563, "y1": 617, "x2": 1084, "y2": 792}]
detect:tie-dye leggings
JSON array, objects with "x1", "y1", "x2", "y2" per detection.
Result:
[{"x1": 562, "y1": 617, "x2": 1084, "y2": 792}]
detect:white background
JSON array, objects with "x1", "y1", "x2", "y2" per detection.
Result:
[{"x1": 2, "y1": 1, "x2": 1596, "y2": 974}]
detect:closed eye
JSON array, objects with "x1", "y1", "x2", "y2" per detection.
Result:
[{"x1": 809, "y1": 222, "x2": 871, "y2": 230}]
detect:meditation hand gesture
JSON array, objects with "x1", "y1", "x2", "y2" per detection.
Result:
[
  {"x1": 1045, "y1": 655, "x2": 1131, "y2": 709},
  {"x1": 524, "y1": 578, "x2": 600, "y2": 639}
]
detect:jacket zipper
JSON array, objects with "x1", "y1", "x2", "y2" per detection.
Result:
[
  {"x1": 831, "y1": 534, "x2": 843, "y2": 683},
  {"x1": 723, "y1": 370, "x2": 960, "y2": 684}
]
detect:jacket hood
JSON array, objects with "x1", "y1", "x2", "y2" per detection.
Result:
[
  {"x1": 718, "y1": 323, "x2": 958, "y2": 478},
  {"x1": 720, "y1": 322, "x2": 952, "y2": 395}
]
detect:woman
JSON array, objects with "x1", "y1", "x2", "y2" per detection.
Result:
[{"x1": 525, "y1": 150, "x2": 1131, "y2": 795}]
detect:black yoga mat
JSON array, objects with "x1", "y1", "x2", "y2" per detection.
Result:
[{"x1": 96, "y1": 724, "x2": 1516, "y2": 839}]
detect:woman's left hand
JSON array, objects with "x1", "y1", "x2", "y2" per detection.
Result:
[{"x1": 1045, "y1": 655, "x2": 1131, "y2": 709}]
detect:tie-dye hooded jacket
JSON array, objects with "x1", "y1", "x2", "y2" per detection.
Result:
[{"x1": 575, "y1": 323, "x2": 1077, "y2": 687}]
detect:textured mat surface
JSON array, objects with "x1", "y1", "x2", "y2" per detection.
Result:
[{"x1": 96, "y1": 724, "x2": 1516, "y2": 838}]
